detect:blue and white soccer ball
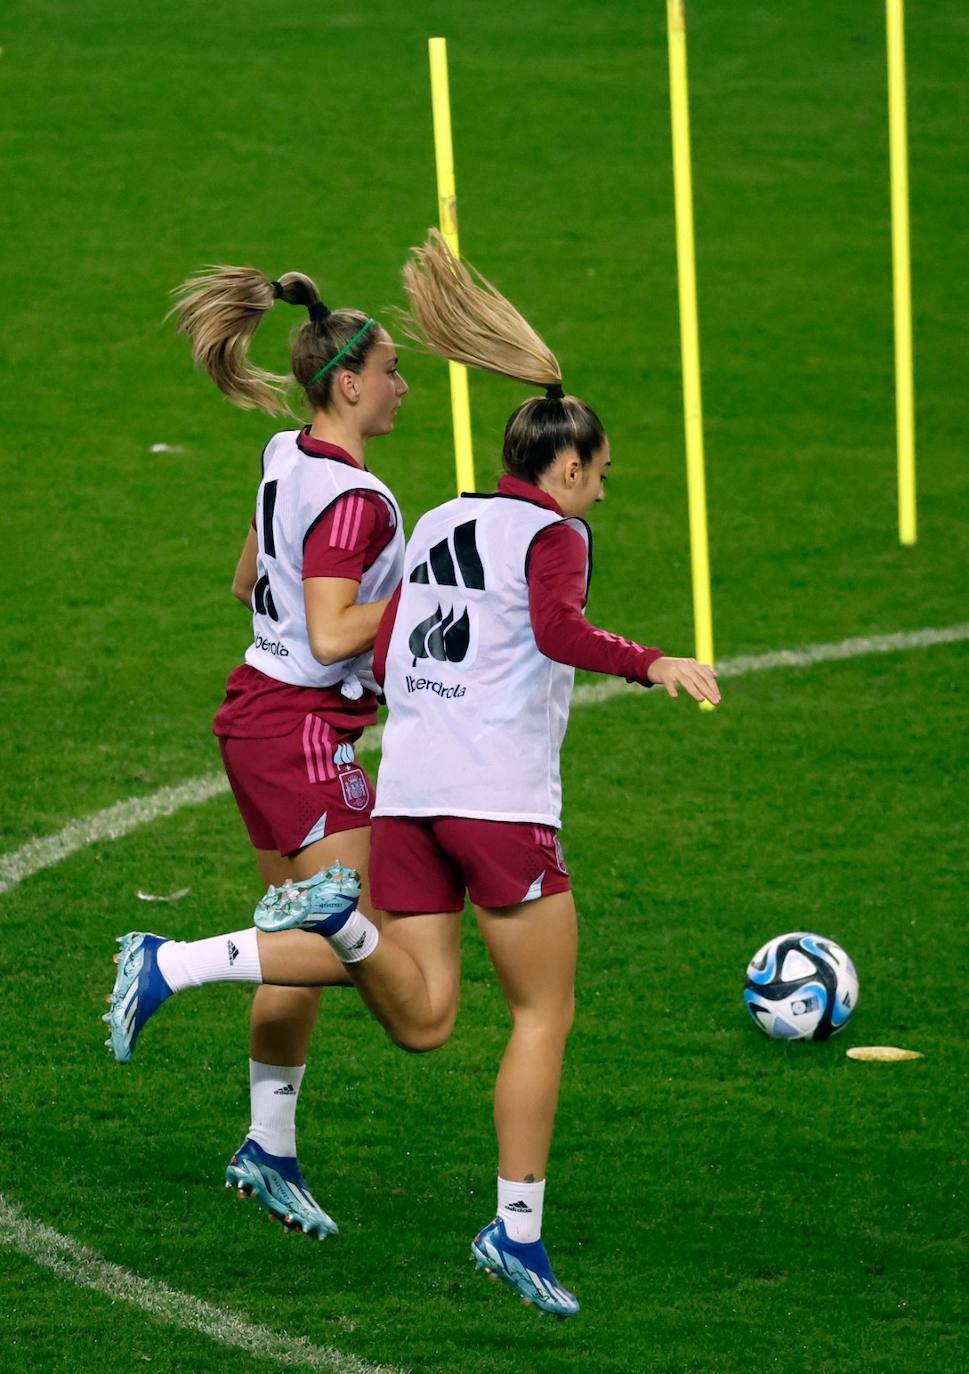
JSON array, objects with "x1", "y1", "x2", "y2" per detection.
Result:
[{"x1": 744, "y1": 932, "x2": 859, "y2": 1041}]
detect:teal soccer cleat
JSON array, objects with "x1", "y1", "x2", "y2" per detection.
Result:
[
  {"x1": 472, "y1": 1217, "x2": 580, "y2": 1319},
  {"x1": 253, "y1": 862, "x2": 361, "y2": 935},
  {"x1": 225, "y1": 1138, "x2": 338, "y2": 1239},
  {"x1": 103, "y1": 932, "x2": 173, "y2": 1062}
]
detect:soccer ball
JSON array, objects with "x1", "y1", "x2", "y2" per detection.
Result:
[{"x1": 743, "y1": 932, "x2": 859, "y2": 1041}]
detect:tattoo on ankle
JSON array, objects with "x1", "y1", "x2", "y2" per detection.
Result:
[{"x1": 523, "y1": 1174, "x2": 535, "y2": 1183}]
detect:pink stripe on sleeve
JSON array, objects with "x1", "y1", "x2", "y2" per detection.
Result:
[
  {"x1": 346, "y1": 493, "x2": 365, "y2": 550},
  {"x1": 333, "y1": 494, "x2": 363, "y2": 550},
  {"x1": 330, "y1": 496, "x2": 350, "y2": 548}
]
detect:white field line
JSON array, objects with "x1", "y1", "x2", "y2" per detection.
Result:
[
  {"x1": 570, "y1": 620, "x2": 969, "y2": 706},
  {"x1": 0, "y1": 774, "x2": 230, "y2": 897},
  {"x1": 2, "y1": 622, "x2": 966, "y2": 899},
  {"x1": 0, "y1": 1195, "x2": 406, "y2": 1374}
]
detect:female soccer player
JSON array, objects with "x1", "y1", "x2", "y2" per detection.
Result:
[
  {"x1": 107, "y1": 233, "x2": 718, "y2": 1313},
  {"x1": 106, "y1": 265, "x2": 408, "y2": 1238}
]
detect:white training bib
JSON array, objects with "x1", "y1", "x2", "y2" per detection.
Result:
[
  {"x1": 374, "y1": 492, "x2": 590, "y2": 827},
  {"x1": 244, "y1": 430, "x2": 404, "y2": 691}
]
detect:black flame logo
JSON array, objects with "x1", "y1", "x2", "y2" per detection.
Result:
[
  {"x1": 408, "y1": 604, "x2": 471, "y2": 666},
  {"x1": 253, "y1": 574, "x2": 279, "y2": 621}
]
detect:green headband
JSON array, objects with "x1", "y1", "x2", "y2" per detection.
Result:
[{"x1": 305, "y1": 318, "x2": 376, "y2": 388}]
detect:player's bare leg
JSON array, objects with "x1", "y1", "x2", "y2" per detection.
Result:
[
  {"x1": 347, "y1": 911, "x2": 461, "y2": 1050},
  {"x1": 249, "y1": 832, "x2": 369, "y2": 1075},
  {"x1": 468, "y1": 890, "x2": 580, "y2": 1318},
  {"x1": 474, "y1": 891, "x2": 577, "y2": 1181},
  {"x1": 228, "y1": 831, "x2": 374, "y2": 1239},
  {"x1": 256, "y1": 909, "x2": 462, "y2": 1053}
]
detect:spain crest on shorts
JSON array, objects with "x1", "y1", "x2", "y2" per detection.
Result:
[{"x1": 339, "y1": 767, "x2": 370, "y2": 811}]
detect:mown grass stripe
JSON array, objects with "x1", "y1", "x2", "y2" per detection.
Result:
[
  {"x1": 0, "y1": 1195, "x2": 406, "y2": 1374},
  {"x1": 2, "y1": 622, "x2": 966, "y2": 898}
]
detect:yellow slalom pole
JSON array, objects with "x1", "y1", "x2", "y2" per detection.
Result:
[
  {"x1": 886, "y1": 0, "x2": 917, "y2": 545},
  {"x1": 666, "y1": 0, "x2": 715, "y2": 708},
  {"x1": 427, "y1": 36, "x2": 475, "y2": 494}
]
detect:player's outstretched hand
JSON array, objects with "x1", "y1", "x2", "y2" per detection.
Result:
[{"x1": 646, "y1": 656, "x2": 721, "y2": 705}]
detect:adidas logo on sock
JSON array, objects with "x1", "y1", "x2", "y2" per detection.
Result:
[
  {"x1": 273, "y1": 1084, "x2": 296, "y2": 1096},
  {"x1": 505, "y1": 1200, "x2": 533, "y2": 1213},
  {"x1": 227, "y1": 940, "x2": 239, "y2": 965}
]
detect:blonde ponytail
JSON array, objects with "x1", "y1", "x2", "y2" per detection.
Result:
[
  {"x1": 170, "y1": 266, "x2": 318, "y2": 414},
  {"x1": 170, "y1": 267, "x2": 378, "y2": 416},
  {"x1": 402, "y1": 230, "x2": 606, "y2": 484},
  {"x1": 402, "y1": 229, "x2": 562, "y2": 389}
]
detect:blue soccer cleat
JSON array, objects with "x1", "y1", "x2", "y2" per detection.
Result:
[
  {"x1": 103, "y1": 932, "x2": 173, "y2": 1063},
  {"x1": 253, "y1": 863, "x2": 361, "y2": 936},
  {"x1": 225, "y1": 1138, "x2": 338, "y2": 1239},
  {"x1": 471, "y1": 1217, "x2": 580, "y2": 1319}
]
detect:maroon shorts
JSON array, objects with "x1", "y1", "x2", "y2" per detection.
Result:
[
  {"x1": 369, "y1": 816, "x2": 571, "y2": 913},
  {"x1": 220, "y1": 714, "x2": 373, "y2": 856}
]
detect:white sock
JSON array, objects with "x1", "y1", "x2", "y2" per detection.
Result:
[
  {"x1": 156, "y1": 928, "x2": 262, "y2": 992},
  {"x1": 497, "y1": 1175, "x2": 546, "y2": 1244},
  {"x1": 247, "y1": 1060, "x2": 305, "y2": 1157},
  {"x1": 325, "y1": 909, "x2": 379, "y2": 964}
]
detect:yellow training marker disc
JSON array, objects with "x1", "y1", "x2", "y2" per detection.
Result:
[{"x1": 846, "y1": 1046, "x2": 923, "y2": 1062}]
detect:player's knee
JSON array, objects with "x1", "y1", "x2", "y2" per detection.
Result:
[
  {"x1": 512, "y1": 995, "x2": 574, "y2": 1041},
  {"x1": 391, "y1": 1023, "x2": 451, "y2": 1054},
  {"x1": 388, "y1": 1007, "x2": 456, "y2": 1054}
]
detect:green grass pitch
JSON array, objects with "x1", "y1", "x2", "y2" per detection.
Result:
[{"x1": 1, "y1": 1, "x2": 967, "y2": 1371}]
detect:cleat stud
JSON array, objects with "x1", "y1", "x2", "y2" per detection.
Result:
[
  {"x1": 112, "y1": 954, "x2": 119, "y2": 964},
  {"x1": 521, "y1": 1298, "x2": 531, "y2": 1307},
  {"x1": 487, "y1": 1272, "x2": 498, "y2": 1283}
]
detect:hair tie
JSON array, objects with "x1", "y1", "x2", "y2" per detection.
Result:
[
  {"x1": 270, "y1": 280, "x2": 285, "y2": 300},
  {"x1": 545, "y1": 383, "x2": 565, "y2": 400},
  {"x1": 308, "y1": 300, "x2": 332, "y2": 323}
]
